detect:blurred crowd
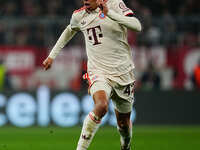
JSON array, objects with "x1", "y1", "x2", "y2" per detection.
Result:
[
  {"x1": 0, "y1": 0, "x2": 200, "y2": 47},
  {"x1": 1, "y1": 0, "x2": 200, "y2": 17},
  {"x1": 0, "y1": 0, "x2": 200, "y2": 91}
]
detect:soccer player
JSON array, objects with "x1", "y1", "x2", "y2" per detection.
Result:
[{"x1": 43, "y1": 0, "x2": 142, "y2": 150}]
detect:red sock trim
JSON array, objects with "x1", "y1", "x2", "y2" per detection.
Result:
[{"x1": 89, "y1": 112, "x2": 101, "y2": 124}]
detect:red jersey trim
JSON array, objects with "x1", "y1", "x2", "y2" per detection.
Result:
[
  {"x1": 83, "y1": 73, "x2": 92, "y2": 88},
  {"x1": 73, "y1": 6, "x2": 86, "y2": 14},
  {"x1": 125, "y1": 12, "x2": 134, "y2": 16}
]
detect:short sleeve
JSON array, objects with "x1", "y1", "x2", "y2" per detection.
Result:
[
  {"x1": 111, "y1": 0, "x2": 134, "y2": 16},
  {"x1": 70, "y1": 14, "x2": 80, "y2": 31}
]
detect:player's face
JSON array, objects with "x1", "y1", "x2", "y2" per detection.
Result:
[{"x1": 83, "y1": 0, "x2": 98, "y2": 11}]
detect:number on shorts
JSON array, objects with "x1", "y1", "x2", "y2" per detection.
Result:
[
  {"x1": 124, "y1": 84, "x2": 131, "y2": 95},
  {"x1": 124, "y1": 84, "x2": 134, "y2": 96}
]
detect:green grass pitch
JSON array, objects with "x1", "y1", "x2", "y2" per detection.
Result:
[{"x1": 0, "y1": 126, "x2": 200, "y2": 150}]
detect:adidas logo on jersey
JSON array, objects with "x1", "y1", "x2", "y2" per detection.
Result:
[{"x1": 81, "y1": 20, "x2": 86, "y2": 25}]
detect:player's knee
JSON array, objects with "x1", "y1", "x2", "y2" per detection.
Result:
[
  {"x1": 95, "y1": 99, "x2": 109, "y2": 117},
  {"x1": 93, "y1": 91, "x2": 109, "y2": 117},
  {"x1": 118, "y1": 119, "x2": 130, "y2": 129}
]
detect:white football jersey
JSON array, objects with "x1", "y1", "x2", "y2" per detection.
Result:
[{"x1": 70, "y1": 0, "x2": 135, "y2": 77}]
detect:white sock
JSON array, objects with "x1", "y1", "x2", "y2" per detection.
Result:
[
  {"x1": 117, "y1": 123, "x2": 132, "y2": 149},
  {"x1": 76, "y1": 112, "x2": 101, "y2": 150}
]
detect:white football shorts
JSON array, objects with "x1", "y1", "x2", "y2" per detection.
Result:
[{"x1": 84, "y1": 70, "x2": 135, "y2": 113}]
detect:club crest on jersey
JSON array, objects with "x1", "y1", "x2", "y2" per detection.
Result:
[{"x1": 99, "y1": 12, "x2": 105, "y2": 19}]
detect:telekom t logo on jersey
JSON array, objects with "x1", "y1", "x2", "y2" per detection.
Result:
[{"x1": 87, "y1": 25, "x2": 103, "y2": 45}]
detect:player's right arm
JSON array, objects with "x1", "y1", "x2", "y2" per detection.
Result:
[
  {"x1": 43, "y1": 14, "x2": 80, "y2": 70},
  {"x1": 98, "y1": 0, "x2": 142, "y2": 32}
]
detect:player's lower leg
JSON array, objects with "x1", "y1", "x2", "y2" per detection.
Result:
[
  {"x1": 115, "y1": 111, "x2": 132, "y2": 150},
  {"x1": 76, "y1": 91, "x2": 108, "y2": 150},
  {"x1": 76, "y1": 112, "x2": 101, "y2": 150},
  {"x1": 118, "y1": 122, "x2": 132, "y2": 150}
]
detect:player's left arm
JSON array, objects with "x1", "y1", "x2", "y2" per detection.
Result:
[{"x1": 98, "y1": 0, "x2": 142, "y2": 32}]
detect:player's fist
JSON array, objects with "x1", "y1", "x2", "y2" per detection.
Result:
[
  {"x1": 42, "y1": 57, "x2": 53, "y2": 70},
  {"x1": 97, "y1": 0, "x2": 108, "y2": 16}
]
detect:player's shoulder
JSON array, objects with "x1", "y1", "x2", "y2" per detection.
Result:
[
  {"x1": 72, "y1": 6, "x2": 86, "y2": 20},
  {"x1": 73, "y1": 6, "x2": 86, "y2": 15},
  {"x1": 108, "y1": 0, "x2": 120, "y2": 5},
  {"x1": 108, "y1": 0, "x2": 129, "y2": 8},
  {"x1": 107, "y1": 0, "x2": 123, "y2": 10},
  {"x1": 108, "y1": 0, "x2": 134, "y2": 16}
]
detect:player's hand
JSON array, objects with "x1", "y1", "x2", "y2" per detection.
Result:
[
  {"x1": 96, "y1": 0, "x2": 108, "y2": 16},
  {"x1": 42, "y1": 57, "x2": 53, "y2": 71}
]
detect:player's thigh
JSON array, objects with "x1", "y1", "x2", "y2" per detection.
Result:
[
  {"x1": 90, "y1": 81, "x2": 112, "y2": 102},
  {"x1": 111, "y1": 83, "x2": 134, "y2": 114}
]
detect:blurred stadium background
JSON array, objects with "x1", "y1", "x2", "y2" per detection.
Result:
[{"x1": 0, "y1": 0, "x2": 200, "y2": 150}]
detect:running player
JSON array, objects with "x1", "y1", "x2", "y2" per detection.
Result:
[{"x1": 43, "y1": 0, "x2": 142, "y2": 150}]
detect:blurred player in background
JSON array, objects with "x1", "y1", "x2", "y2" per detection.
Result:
[
  {"x1": 43, "y1": 0, "x2": 142, "y2": 149},
  {"x1": 192, "y1": 58, "x2": 200, "y2": 89}
]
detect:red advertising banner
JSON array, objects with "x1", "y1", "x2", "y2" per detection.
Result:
[
  {"x1": 0, "y1": 46, "x2": 36, "y2": 75},
  {"x1": 0, "y1": 45, "x2": 199, "y2": 90}
]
